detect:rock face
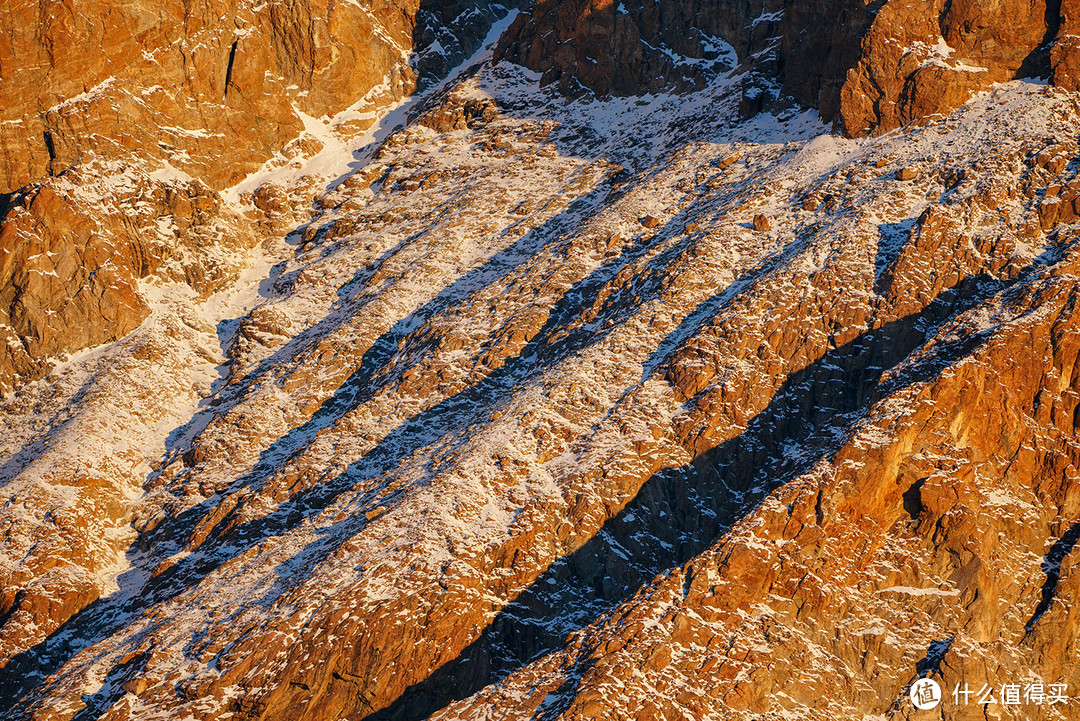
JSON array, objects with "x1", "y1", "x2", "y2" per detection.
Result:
[
  {"x1": 1, "y1": 4, "x2": 1080, "y2": 721},
  {"x1": 837, "y1": 0, "x2": 1066, "y2": 136},
  {"x1": 1051, "y1": 0, "x2": 1080, "y2": 91},
  {"x1": 498, "y1": 0, "x2": 1080, "y2": 135},
  {"x1": 3, "y1": 55, "x2": 1080, "y2": 721},
  {"x1": 0, "y1": 0, "x2": 428, "y2": 392},
  {"x1": 0, "y1": 162, "x2": 259, "y2": 392},
  {"x1": 496, "y1": 0, "x2": 880, "y2": 115},
  {"x1": 0, "y1": 0, "x2": 421, "y2": 194}
]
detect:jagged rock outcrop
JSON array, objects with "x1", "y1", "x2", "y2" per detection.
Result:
[
  {"x1": 498, "y1": 0, "x2": 1079, "y2": 136},
  {"x1": 1, "y1": 52, "x2": 1078, "y2": 720},
  {"x1": 0, "y1": 0, "x2": 421, "y2": 194},
  {"x1": 0, "y1": 0, "x2": 427, "y2": 391},
  {"x1": 1051, "y1": 1, "x2": 1080, "y2": 92},
  {"x1": 1, "y1": 3, "x2": 1080, "y2": 721},
  {"x1": 0, "y1": 162, "x2": 259, "y2": 391},
  {"x1": 838, "y1": 0, "x2": 1067, "y2": 136}
]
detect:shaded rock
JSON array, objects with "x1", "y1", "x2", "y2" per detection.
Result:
[
  {"x1": 497, "y1": 0, "x2": 880, "y2": 121},
  {"x1": 412, "y1": 0, "x2": 530, "y2": 90},
  {"x1": 498, "y1": 0, "x2": 1074, "y2": 135}
]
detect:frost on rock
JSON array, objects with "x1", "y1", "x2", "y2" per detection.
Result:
[{"x1": 0, "y1": 22, "x2": 1079, "y2": 721}]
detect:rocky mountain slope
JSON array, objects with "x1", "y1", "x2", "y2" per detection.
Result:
[
  {"x1": 0, "y1": 0, "x2": 521, "y2": 393},
  {"x1": 1, "y1": 1, "x2": 1080, "y2": 720}
]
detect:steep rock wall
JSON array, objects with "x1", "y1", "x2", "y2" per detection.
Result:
[{"x1": 497, "y1": 0, "x2": 1080, "y2": 135}]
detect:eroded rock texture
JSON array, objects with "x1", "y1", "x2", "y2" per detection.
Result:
[
  {"x1": 838, "y1": 0, "x2": 1064, "y2": 136},
  {"x1": 0, "y1": 0, "x2": 422, "y2": 193},
  {"x1": 1, "y1": 3, "x2": 1080, "y2": 721},
  {"x1": 0, "y1": 0, "x2": 429, "y2": 392},
  {"x1": 499, "y1": 0, "x2": 1080, "y2": 136}
]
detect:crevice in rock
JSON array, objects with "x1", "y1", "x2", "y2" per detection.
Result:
[
  {"x1": 224, "y1": 39, "x2": 239, "y2": 99},
  {"x1": 902, "y1": 478, "x2": 926, "y2": 521},
  {"x1": 1025, "y1": 520, "x2": 1080, "y2": 632},
  {"x1": 916, "y1": 637, "x2": 952, "y2": 677},
  {"x1": 42, "y1": 130, "x2": 56, "y2": 163},
  {"x1": 887, "y1": 637, "x2": 953, "y2": 715}
]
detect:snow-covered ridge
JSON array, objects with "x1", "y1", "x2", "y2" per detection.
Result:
[{"x1": 1, "y1": 25, "x2": 1079, "y2": 720}]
